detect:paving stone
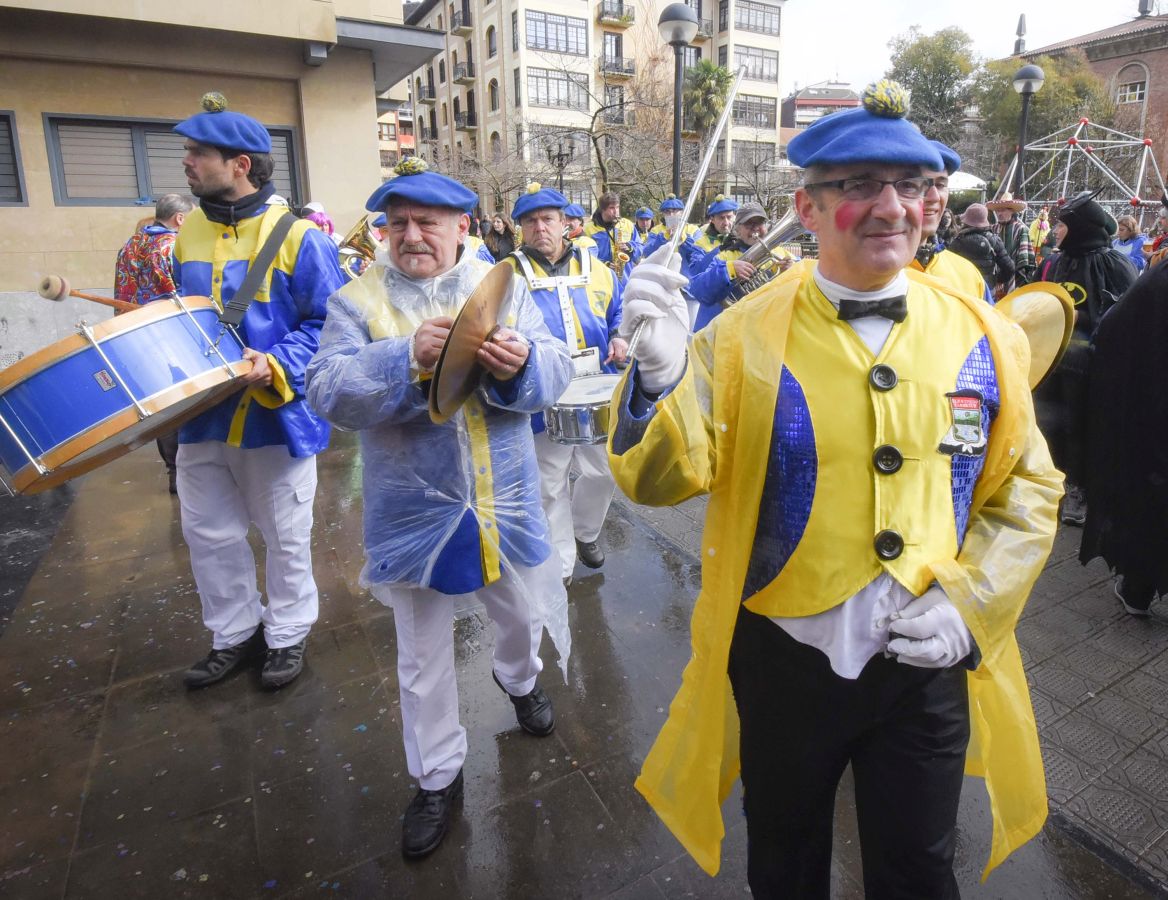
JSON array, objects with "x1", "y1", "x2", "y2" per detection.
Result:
[
  {"x1": 1103, "y1": 748, "x2": 1168, "y2": 808},
  {"x1": 1030, "y1": 689, "x2": 1071, "y2": 731},
  {"x1": 1048, "y1": 711, "x2": 1139, "y2": 770},
  {"x1": 1066, "y1": 782, "x2": 1168, "y2": 857},
  {"x1": 1115, "y1": 671, "x2": 1168, "y2": 721},
  {"x1": 1042, "y1": 741, "x2": 1104, "y2": 804},
  {"x1": 1028, "y1": 661, "x2": 1097, "y2": 707},
  {"x1": 1080, "y1": 693, "x2": 1168, "y2": 745}
]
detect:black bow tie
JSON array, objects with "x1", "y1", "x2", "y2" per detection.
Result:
[{"x1": 837, "y1": 295, "x2": 908, "y2": 323}]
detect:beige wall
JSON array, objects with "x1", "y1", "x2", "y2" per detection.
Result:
[
  {"x1": 0, "y1": 0, "x2": 337, "y2": 42},
  {"x1": 0, "y1": 56, "x2": 300, "y2": 293},
  {"x1": 333, "y1": 0, "x2": 405, "y2": 25}
]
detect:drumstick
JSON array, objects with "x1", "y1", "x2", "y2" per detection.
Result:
[{"x1": 37, "y1": 275, "x2": 138, "y2": 314}]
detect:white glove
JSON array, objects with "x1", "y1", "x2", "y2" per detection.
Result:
[
  {"x1": 619, "y1": 244, "x2": 690, "y2": 392},
  {"x1": 886, "y1": 586, "x2": 974, "y2": 669}
]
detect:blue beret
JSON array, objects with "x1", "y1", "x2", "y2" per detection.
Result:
[
  {"x1": 173, "y1": 92, "x2": 271, "y2": 154},
  {"x1": 372, "y1": 213, "x2": 386, "y2": 228},
  {"x1": 512, "y1": 183, "x2": 568, "y2": 221},
  {"x1": 635, "y1": 207, "x2": 654, "y2": 219},
  {"x1": 365, "y1": 157, "x2": 477, "y2": 214},
  {"x1": 707, "y1": 195, "x2": 738, "y2": 216},
  {"x1": 659, "y1": 196, "x2": 684, "y2": 212},
  {"x1": 929, "y1": 140, "x2": 961, "y2": 174},
  {"x1": 788, "y1": 80, "x2": 942, "y2": 171},
  {"x1": 563, "y1": 203, "x2": 586, "y2": 218}
]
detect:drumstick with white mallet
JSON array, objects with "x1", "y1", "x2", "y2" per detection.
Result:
[
  {"x1": 37, "y1": 274, "x2": 139, "y2": 314},
  {"x1": 625, "y1": 66, "x2": 747, "y2": 358}
]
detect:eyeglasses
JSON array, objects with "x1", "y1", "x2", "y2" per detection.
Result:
[{"x1": 804, "y1": 176, "x2": 935, "y2": 202}]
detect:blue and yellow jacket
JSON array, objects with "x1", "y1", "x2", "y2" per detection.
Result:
[
  {"x1": 174, "y1": 203, "x2": 344, "y2": 457},
  {"x1": 305, "y1": 249, "x2": 572, "y2": 595},
  {"x1": 912, "y1": 245, "x2": 993, "y2": 304},
  {"x1": 688, "y1": 240, "x2": 794, "y2": 330},
  {"x1": 506, "y1": 243, "x2": 623, "y2": 432},
  {"x1": 691, "y1": 222, "x2": 726, "y2": 255},
  {"x1": 585, "y1": 214, "x2": 643, "y2": 281},
  {"x1": 643, "y1": 223, "x2": 705, "y2": 277}
]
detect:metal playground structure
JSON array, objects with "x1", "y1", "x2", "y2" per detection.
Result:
[{"x1": 995, "y1": 117, "x2": 1168, "y2": 225}]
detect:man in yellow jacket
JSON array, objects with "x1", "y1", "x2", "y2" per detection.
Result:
[{"x1": 608, "y1": 81, "x2": 1061, "y2": 898}]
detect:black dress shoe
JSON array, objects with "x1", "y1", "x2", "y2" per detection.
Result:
[
  {"x1": 402, "y1": 770, "x2": 463, "y2": 860},
  {"x1": 575, "y1": 539, "x2": 605, "y2": 569},
  {"x1": 261, "y1": 640, "x2": 306, "y2": 689},
  {"x1": 493, "y1": 672, "x2": 555, "y2": 736},
  {"x1": 184, "y1": 629, "x2": 263, "y2": 689}
]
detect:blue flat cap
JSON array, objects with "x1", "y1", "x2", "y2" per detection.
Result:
[
  {"x1": 512, "y1": 182, "x2": 568, "y2": 221},
  {"x1": 365, "y1": 157, "x2": 477, "y2": 214},
  {"x1": 929, "y1": 140, "x2": 961, "y2": 174},
  {"x1": 706, "y1": 194, "x2": 738, "y2": 216},
  {"x1": 372, "y1": 213, "x2": 387, "y2": 228},
  {"x1": 635, "y1": 206, "x2": 654, "y2": 220},
  {"x1": 563, "y1": 203, "x2": 587, "y2": 218},
  {"x1": 788, "y1": 80, "x2": 943, "y2": 171},
  {"x1": 173, "y1": 92, "x2": 272, "y2": 154},
  {"x1": 659, "y1": 195, "x2": 684, "y2": 212}
]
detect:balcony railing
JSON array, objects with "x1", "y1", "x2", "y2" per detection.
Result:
[
  {"x1": 454, "y1": 111, "x2": 477, "y2": 130},
  {"x1": 451, "y1": 9, "x2": 472, "y2": 33},
  {"x1": 600, "y1": 56, "x2": 635, "y2": 78},
  {"x1": 416, "y1": 85, "x2": 436, "y2": 103},
  {"x1": 597, "y1": 1, "x2": 634, "y2": 26},
  {"x1": 695, "y1": 17, "x2": 713, "y2": 39},
  {"x1": 454, "y1": 61, "x2": 475, "y2": 83}
]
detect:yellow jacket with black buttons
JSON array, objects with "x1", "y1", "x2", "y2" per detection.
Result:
[{"x1": 607, "y1": 260, "x2": 1062, "y2": 880}]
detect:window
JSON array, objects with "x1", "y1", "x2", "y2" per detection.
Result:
[
  {"x1": 0, "y1": 112, "x2": 26, "y2": 205},
  {"x1": 718, "y1": 46, "x2": 727, "y2": 67},
  {"x1": 490, "y1": 131, "x2": 501, "y2": 161},
  {"x1": 736, "y1": 0, "x2": 781, "y2": 35},
  {"x1": 732, "y1": 94, "x2": 777, "y2": 129},
  {"x1": 682, "y1": 46, "x2": 701, "y2": 69},
  {"x1": 604, "y1": 32, "x2": 622, "y2": 61},
  {"x1": 1118, "y1": 80, "x2": 1147, "y2": 103},
  {"x1": 526, "y1": 123, "x2": 590, "y2": 161},
  {"x1": 439, "y1": 60, "x2": 446, "y2": 83},
  {"x1": 487, "y1": 25, "x2": 497, "y2": 58},
  {"x1": 604, "y1": 85, "x2": 626, "y2": 123},
  {"x1": 735, "y1": 45, "x2": 779, "y2": 82},
  {"x1": 45, "y1": 115, "x2": 298, "y2": 206},
  {"x1": 512, "y1": 10, "x2": 519, "y2": 51},
  {"x1": 380, "y1": 149, "x2": 398, "y2": 167},
  {"x1": 527, "y1": 67, "x2": 589, "y2": 111},
  {"x1": 560, "y1": 181, "x2": 592, "y2": 207},
  {"x1": 526, "y1": 10, "x2": 588, "y2": 56},
  {"x1": 378, "y1": 122, "x2": 397, "y2": 141},
  {"x1": 514, "y1": 67, "x2": 522, "y2": 106},
  {"x1": 489, "y1": 79, "x2": 500, "y2": 111},
  {"x1": 441, "y1": 103, "x2": 448, "y2": 125},
  {"x1": 732, "y1": 140, "x2": 776, "y2": 168},
  {"x1": 719, "y1": 0, "x2": 728, "y2": 31}
]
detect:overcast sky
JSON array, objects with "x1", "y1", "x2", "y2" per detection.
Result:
[{"x1": 780, "y1": 0, "x2": 1158, "y2": 95}]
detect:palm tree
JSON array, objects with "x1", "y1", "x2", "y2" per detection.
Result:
[{"x1": 683, "y1": 59, "x2": 733, "y2": 133}]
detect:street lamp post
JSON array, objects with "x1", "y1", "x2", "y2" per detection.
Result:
[
  {"x1": 1012, "y1": 63, "x2": 1045, "y2": 199},
  {"x1": 546, "y1": 141, "x2": 570, "y2": 191},
  {"x1": 657, "y1": 3, "x2": 700, "y2": 197}
]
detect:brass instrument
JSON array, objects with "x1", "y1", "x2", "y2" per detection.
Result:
[
  {"x1": 724, "y1": 208, "x2": 805, "y2": 306},
  {"x1": 610, "y1": 219, "x2": 632, "y2": 275},
  {"x1": 338, "y1": 215, "x2": 381, "y2": 281}
]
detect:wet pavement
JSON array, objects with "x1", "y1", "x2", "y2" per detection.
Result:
[{"x1": 0, "y1": 432, "x2": 1166, "y2": 898}]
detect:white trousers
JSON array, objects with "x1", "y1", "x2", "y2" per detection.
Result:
[
  {"x1": 371, "y1": 555, "x2": 558, "y2": 791},
  {"x1": 534, "y1": 432, "x2": 616, "y2": 578},
  {"x1": 177, "y1": 441, "x2": 319, "y2": 650}
]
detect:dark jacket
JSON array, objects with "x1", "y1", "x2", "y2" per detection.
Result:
[{"x1": 947, "y1": 226, "x2": 1015, "y2": 289}]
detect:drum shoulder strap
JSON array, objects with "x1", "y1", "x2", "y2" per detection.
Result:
[{"x1": 220, "y1": 212, "x2": 298, "y2": 327}]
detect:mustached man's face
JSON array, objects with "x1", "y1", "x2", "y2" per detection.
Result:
[{"x1": 384, "y1": 202, "x2": 469, "y2": 278}]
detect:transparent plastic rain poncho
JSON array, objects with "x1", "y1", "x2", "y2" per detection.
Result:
[{"x1": 305, "y1": 248, "x2": 574, "y2": 676}]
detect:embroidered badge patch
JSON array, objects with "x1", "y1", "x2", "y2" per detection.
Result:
[{"x1": 938, "y1": 389, "x2": 987, "y2": 456}]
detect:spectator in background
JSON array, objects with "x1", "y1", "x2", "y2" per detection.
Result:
[
  {"x1": 1029, "y1": 207, "x2": 1051, "y2": 250},
  {"x1": 482, "y1": 212, "x2": 517, "y2": 261},
  {"x1": 1113, "y1": 215, "x2": 1147, "y2": 272},
  {"x1": 113, "y1": 192, "x2": 195, "y2": 494},
  {"x1": 1142, "y1": 194, "x2": 1168, "y2": 268},
  {"x1": 987, "y1": 194, "x2": 1036, "y2": 292},
  {"x1": 305, "y1": 210, "x2": 340, "y2": 247},
  {"x1": 947, "y1": 202, "x2": 1015, "y2": 297},
  {"x1": 936, "y1": 207, "x2": 958, "y2": 247}
]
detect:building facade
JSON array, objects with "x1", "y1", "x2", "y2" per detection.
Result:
[
  {"x1": 0, "y1": 0, "x2": 442, "y2": 361},
  {"x1": 780, "y1": 80, "x2": 860, "y2": 130},
  {"x1": 402, "y1": 0, "x2": 785, "y2": 215}
]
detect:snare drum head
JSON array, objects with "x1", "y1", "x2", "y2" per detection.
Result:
[{"x1": 557, "y1": 374, "x2": 622, "y2": 406}]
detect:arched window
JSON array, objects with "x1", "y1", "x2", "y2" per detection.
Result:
[
  {"x1": 490, "y1": 132, "x2": 502, "y2": 161},
  {"x1": 1115, "y1": 62, "x2": 1149, "y2": 105},
  {"x1": 487, "y1": 26, "x2": 497, "y2": 58},
  {"x1": 489, "y1": 79, "x2": 500, "y2": 111}
]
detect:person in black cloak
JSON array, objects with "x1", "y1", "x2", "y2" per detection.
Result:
[
  {"x1": 1079, "y1": 258, "x2": 1168, "y2": 614},
  {"x1": 1036, "y1": 189, "x2": 1139, "y2": 526}
]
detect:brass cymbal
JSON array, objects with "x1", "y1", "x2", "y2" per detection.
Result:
[
  {"x1": 429, "y1": 261, "x2": 515, "y2": 424},
  {"x1": 994, "y1": 281, "x2": 1075, "y2": 390}
]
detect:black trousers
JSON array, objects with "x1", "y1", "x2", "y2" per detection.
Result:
[
  {"x1": 728, "y1": 608, "x2": 970, "y2": 900},
  {"x1": 1033, "y1": 338, "x2": 1089, "y2": 487},
  {"x1": 156, "y1": 431, "x2": 178, "y2": 472}
]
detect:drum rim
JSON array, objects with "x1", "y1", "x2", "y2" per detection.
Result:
[
  {"x1": 554, "y1": 373, "x2": 622, "y2": 407},
  {"x1": 0, "y1": 297, "x2": 222, "y2": 396},
  {"x1": 1, "y1": 361, "x2": 248, "y2": 494}
]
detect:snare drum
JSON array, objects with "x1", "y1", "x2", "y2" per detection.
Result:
[
  {"x1": 0, "y1": 296, "x2": 248, "y2": 494},
  {"x1": 544, "y1": 373, "x2": 622, "y2": 445}
]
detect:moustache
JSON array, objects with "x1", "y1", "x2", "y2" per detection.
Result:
[{"x1": 400, "y1": 242, "x2": 433, "y2": 255}]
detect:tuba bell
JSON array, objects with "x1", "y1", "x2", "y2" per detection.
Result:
[
  {"x1": 338, "y1": 215, "x2": 381, "y2": 281},
  {"x1": 724, "y1": 207, "x2": 805, "y2": 306}
]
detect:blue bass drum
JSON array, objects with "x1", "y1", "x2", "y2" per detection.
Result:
[{"x1": 0, "y1": 296, "x2": 248, "y2": 494}]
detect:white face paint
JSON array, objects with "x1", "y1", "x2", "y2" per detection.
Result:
[{"x1": 664, "y1": 213, "x2": 683, "y2": 231}]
